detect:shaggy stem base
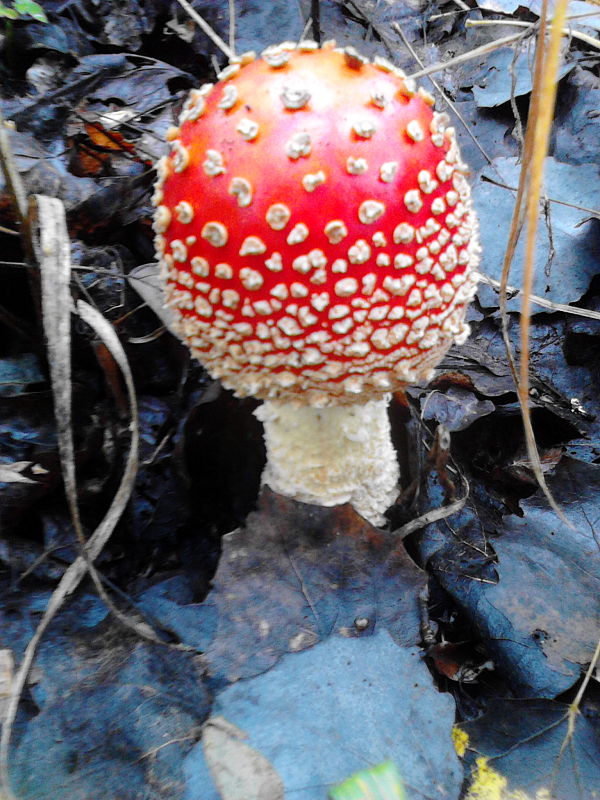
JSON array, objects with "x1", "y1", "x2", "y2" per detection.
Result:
[{"x1": 255, "y1": 396, "x2": 399, "y2": 526}]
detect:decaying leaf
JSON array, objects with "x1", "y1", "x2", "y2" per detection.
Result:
[
  {"x1": 417, "y1": 458, "x2": 600, "y2": 696},
  {"x1": 203, "y1": 716, "x2": 284, "y2": 800},
  {"x1": 474, "y1": 157, "x2": 600, "y2": 309},
  {"x1": 472, "y1": 43, "x2": 574, "y2": 108},
  {"x1": 202, "y1": 489, "x2": 428, "y2": 686},
  {"x1": 0, "y1": 461, "x2": 36, "y2": 485},
  {"x1": 185, "y1": 630, "x2": 463, "y2": 800},
  {"x1": 457, "y1": 698, "x2": 600, "y2": 800}
]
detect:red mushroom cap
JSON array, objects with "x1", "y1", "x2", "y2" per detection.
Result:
[{"x1": 153, "y1": 42, "x2": 480, "y2": 406}]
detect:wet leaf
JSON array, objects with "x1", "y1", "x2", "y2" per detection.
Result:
[
  {"x1": 473, "y1": 157, "x2": 600, "y2": 309},
  {"x1": 0, "y1": 461, "x2": 36, "y2": 485},
  {"x1": 422, "y1": 386, "x2": 496, "y2": 432},
  {"x1": 458, "y1": 699, "x2": 600, "y2": 800},
  {"x1": 202, "y1": 489, "x2": 428, "y2": 687},
  {"x1": 0, "y1": 354, "x2": 44, "y2": 397},
  {"x1": 203, "y1": 716, "x2": 284, "y2": 800},
  {"x1": 472, "y1": 44, "x2": 574, "y2": 108},
  {"x1": 474, "y1": 0, "x2": 521, "y2": 11},
  {"x1": 230, "y1": 0, "x2": 304, "y2": 55},
  {"x1": 184, "y1": 630, "x2": 463, "y2": 800},
  {"x1": 552, "y1": 67, "x2": 600, "y2": 166},
  {"x1": 48, "y1": 0, "x2": 156, "y2": 49},
  {"x1": 8, "y1": 597, "x2": 209, "y2": 800},
  {"x1": 417, "y1": 458, "x2": 600, "y2": 697}
]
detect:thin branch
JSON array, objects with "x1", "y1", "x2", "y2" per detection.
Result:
[
  {"x1": 228, "y1": 0, "x2": 236, "y2": 56},
  {"x1": 0, "y1": 115, "x2": 27, "y2": 225},
  {"x1": 392, "y1": 22, "x2": 496, "y2": 169},
  {"x1": 407, "y1": 31, "x2": 529, "y2": 81},
  {"x1": 479, "y1": 273, "x2": 600, "y2": 320},
  {"x1": 467, "y1": 17, "x2": 600, "y2": 51},
  {"x1": 482, "y1": 176, "x2": 600, "y2": 219},
  {"x1": 311, "y1": 0, "x2": 321, "y2": 44},
  {"x1": 174, "y1": 0, "x2": 234, "y2": 59}
]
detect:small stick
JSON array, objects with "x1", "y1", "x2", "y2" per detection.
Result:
[
  {"x1": 311, "y1": 0, "x2": 321, "y2": 44},
  {"x1": 406, "y1": 31, "x2": 529, "y2": 80},
  {"x1": 467, "y1": 17, "x2": 600, "y2": 51},
  {"x1": 174, "y1": 0, "x2": 234, "y2": 59}
]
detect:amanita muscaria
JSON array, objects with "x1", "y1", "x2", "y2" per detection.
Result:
[{"x1": 152, "y1": 41, "x2": 480, "y2": 525}]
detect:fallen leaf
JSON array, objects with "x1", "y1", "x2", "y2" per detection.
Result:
[
  {"x1": 203, "y1": 716, "x2": 284, "y2": 800},
  {"x1": 0, "y1": 461, "x2": 36, "y2": 485}
]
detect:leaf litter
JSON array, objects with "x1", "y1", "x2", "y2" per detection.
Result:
[{"x1": 0, "y1": 0, "x2": 599, "y2": 798}]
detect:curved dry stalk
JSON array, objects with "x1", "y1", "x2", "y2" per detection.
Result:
[
  {"x1": 0, "y1": 115, "x2": 27, "y2": 225},
  {"x1": 517, "y1": 0, "x2": 571, "y2": 524},
  {"x1": 491, "y1": 0, "x2": 573, "y2": 524},
  {"x1": 498, "y1": 4, "x2": 550, "y2": 387},
  {"x1": 0, "y1": 197, "x2": 141, "y2": 800}
]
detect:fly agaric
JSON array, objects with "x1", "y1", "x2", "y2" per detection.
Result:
[{"x1": 152, "y1": 41, "x2": 480, "y2": 525}]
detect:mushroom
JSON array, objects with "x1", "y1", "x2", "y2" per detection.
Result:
[{"x1": 152, "y1": 41, "x2": 480, "y2": 526}]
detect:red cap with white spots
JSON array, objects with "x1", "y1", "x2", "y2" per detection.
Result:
[{"x1": 153, "y1": 41, "x2": 480, "y2": 408}]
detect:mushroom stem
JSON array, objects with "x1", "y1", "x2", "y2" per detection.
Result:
[{"x1": 255, "y1": 396, "x2": 399, "y2": 526}]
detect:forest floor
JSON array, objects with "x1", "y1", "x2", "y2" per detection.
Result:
[{"x1": 0, "y1": 1, "x2": 599, "y2": 799}]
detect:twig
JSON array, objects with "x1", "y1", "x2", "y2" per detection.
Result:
[
  {"x1": 467, "y1": 17, "x2": 600, "y2": 51},
  {"x1": 482, "y1": 176, "x2": 600, "y2": 219},
  {"x1": 228, "y1": 0, "x2": 236, "y2": 56},
  {"x1": 0, "y1": 196, "x2": 142, "y2": 800},
  {"x1": 479, "y1": 273, "x2": 600, "y2": 320},
  {"x1": 311, "y1": 0, "x2": 321, "y2": 44},
  {"x1": 174, "y1": 0, "x2": 234, "y2": 59},
  {"x1": 392, "y1": 22, "x2": 496, "y2": 169},
  {"x1": 0, "y1": 115, "x2": 27, "y2": 225},
  {"x1": 550, "y1": 636, "x2": 600, "y2": 792},
  {"x1": 392, "y1": 490, "x2": 469, "y2": 541},
  {"x1": 407, "y1": 31, "x2": 529, "y2": 81}
]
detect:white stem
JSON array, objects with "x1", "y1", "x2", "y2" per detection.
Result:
[{"x1": 254, "y1": 396, "x2": 399, "y2": 526}]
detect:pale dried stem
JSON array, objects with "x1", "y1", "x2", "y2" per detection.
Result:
[
  {"x1": 517, "y1": 0, "x2": 571, "y2": 523},
  {"x1": 407, "y1": 31, "x2": 529, "y2": 81},
  {"x1": 0, "y1": 114, "x2": 27, "y2": 224},
  {"x1": 392, "y1": 21, "x2": 496, "y2": 170},
  {"x1": 467, "y1": 17, "x2": 600, "y2": 51},
  {"x1": 479, "y1": 274, "x2": 600, "y2": 321},
  {"x1": 228, "y1": 0, "x2": 236, "y2": 56},
  {"x1": 174, "y1": 0, "x2": 234, "y2": 59}
]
